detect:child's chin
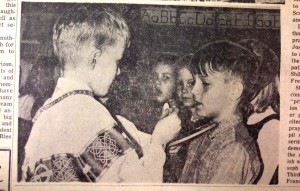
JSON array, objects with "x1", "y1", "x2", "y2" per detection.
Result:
[
  {"x1": 183, "y1": 101, "x2": 194, "y2": 107},
  {"x1": 195, "y1": 110, "x2": 206, "y2": 118},
  {"x1": 195, "y1": 108, "x2": 211, "y2": 118}
]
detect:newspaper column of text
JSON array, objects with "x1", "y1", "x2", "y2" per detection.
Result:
[{"x1": 0, "y1": 0, "x2": 17, "y2": 191}]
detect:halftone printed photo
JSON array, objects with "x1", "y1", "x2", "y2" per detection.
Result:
[{"x1": 18, "y1": 2, "x2": 280, "y2": 185}]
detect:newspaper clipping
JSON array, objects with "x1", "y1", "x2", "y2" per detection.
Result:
[{"x1": 0, "y1": 0, "x2": 300, "y2": 190}]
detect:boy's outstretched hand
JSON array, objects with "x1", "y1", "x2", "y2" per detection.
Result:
[{"x1": 151, "y1": 108, "x2": 181, "y2": 149}]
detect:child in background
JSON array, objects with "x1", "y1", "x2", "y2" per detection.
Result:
[
  {"x1": 163, "y1": 53, "x2": 211, "y2": 183},
  {"x1": 152, "y1": 54, "x2": 179, "y2": 117},
  {"x1": 239, "y1": 39, "x2": 280, "y2": 184},
  {"x1": 176, "y1": 54, "x2": 198, "y2": 123}
]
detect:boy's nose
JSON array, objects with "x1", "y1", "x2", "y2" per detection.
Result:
[
  {"x1": 155, "y1": 79, "x2": 162, "y2": 86},
  {"x1": 191, "y1": 83, "x2": 201, "y2": 95},
  {"x1": 182, "y1": 88, "x2": 188, "y2": 94},
  {"x1": 182, "y1": 85, "x2": 190, "y2": 94}
]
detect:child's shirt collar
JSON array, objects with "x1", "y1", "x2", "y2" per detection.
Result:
[{"x1": 209, "y1": 116, "x2": 242, "y2": 141}]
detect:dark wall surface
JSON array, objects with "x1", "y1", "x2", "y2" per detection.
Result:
[{"x1": 20, "y1": 2, "x2": 280, "y2": 133}]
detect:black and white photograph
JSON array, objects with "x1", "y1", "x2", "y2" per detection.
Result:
[{"x1": 18, "y1": 2, "x2": 280, "y2": 184}]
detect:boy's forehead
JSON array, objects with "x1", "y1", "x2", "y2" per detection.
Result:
[
  {"x1": 155, "y1": 62, "x2": 172, "y2": 70},
  {"x1": 199, "y1": 69, "x2": 223, "y2": 78},
  {"x1": 201, "y1": 71, "x2": 242, "y2": 85},
  {"x1": 199, "y1": 70, "x2": 229, "y2": 82}
]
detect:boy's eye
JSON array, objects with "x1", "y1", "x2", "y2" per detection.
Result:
[
  {"x1": 161, "y1": 74, "x2": 171, "y2": 82},
  {"x1": 177, "y1": 81, "x2": 183, "y2": 87},
  {"x1": 201, "y1": 81, "x2": 210, "y2": 92},
  {"x1": 202, "y1": 82, "x2": 210, "y2": 86},
  {"x1": 187, "y1": 80, "x2": 195, "y2": 87}
]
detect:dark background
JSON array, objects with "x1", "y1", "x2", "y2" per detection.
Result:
[{"x1": 20, "y1": 2, "x2": 280, "y2": 133}]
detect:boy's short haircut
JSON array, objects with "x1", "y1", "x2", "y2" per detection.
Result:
[
  {"x1": 191, "y1": 41, "x2": 260, "y2": 117},
  {"x1": 53, "y1": 5, "x2": 130, "y2": 70}
]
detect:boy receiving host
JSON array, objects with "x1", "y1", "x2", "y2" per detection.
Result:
[{"x1": 179, "y1": 41, "x2": 262, "y2": 184}]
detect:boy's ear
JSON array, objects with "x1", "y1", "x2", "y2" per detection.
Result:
[
  {"x1": 230, "y1": 81, "x2": 243, "y2": 101},
  {"x1": 89, "y1": 50, "x2": 102, "y2": 69}
]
